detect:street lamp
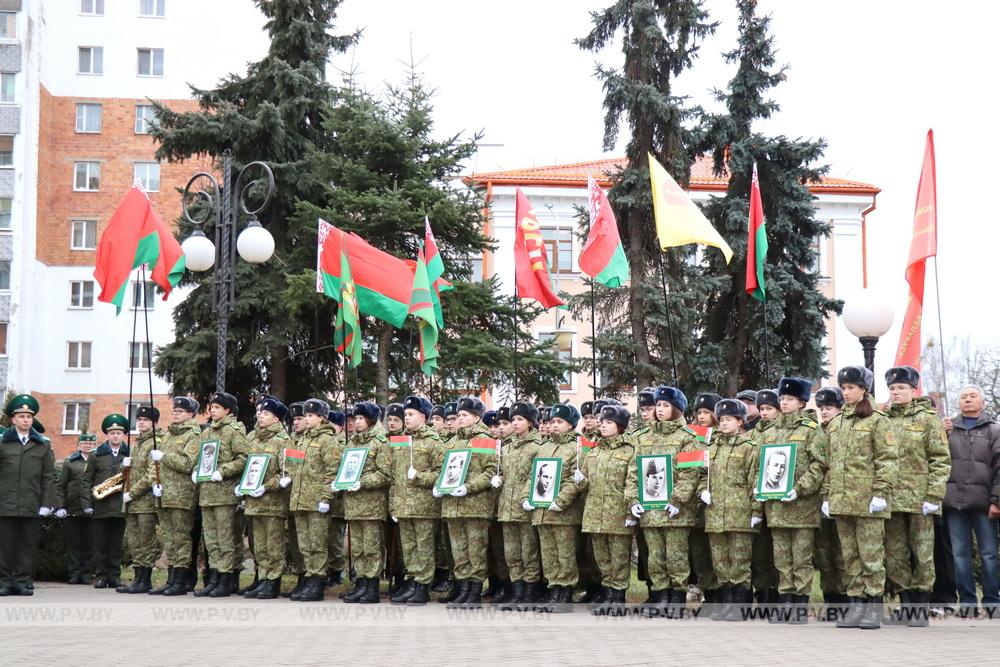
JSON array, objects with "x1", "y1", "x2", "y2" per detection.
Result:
[
  {"x1": 842, "y1": 290, "x2": 894, "y2": 374},
  {"x1": 181, "y1": 150, "x2": 276, "y2": 392}
]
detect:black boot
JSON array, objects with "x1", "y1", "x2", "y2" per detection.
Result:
[
  {"x1": 149, "y1": 567, "x2": 174, "y2": 595},
  {"x1": 577, "y1": 580, "x2": 603, "y2": 603},
  {"x1": 787, "y1": 594, "x2": 809, "y2": 625},
  {"x1": 162, "y1": 567, "x2": 189, "y2": 596},
  {"x1": 491, "y1": 579, "x2": 513, "y2": 604},
  {"x1": 239, "y1": 571, "x2": 259, "y2": 595},
  {"x1": 534, "y1": 584, "x2": 558, "y2": 613},
  {"x1": 283, "y1": 574, "x2": 306, "y2": 599},
  {"x1": 339, "y1": 577, "x2": 364, "y2": 600},
  {"x1": 460, "y1": 580, "x2": 483, "y2": 608},
  {"x1": 390, "y1": 578, "x2": 416, "y2": 604},
  {"x1": 296, "y1": 576, "x2": 325, "y2": 602},
  {"x1": 500, "y1": 580, "x2": 524, "y2": 611},
  {"x1": 431, "y1": 569, "x2": 451, "y2": 593},
  {"x1": 184, "y1": 568, "x2": 198, "y2": 592},
  {"x1": 343, "y1": 577, "x2": 368, "y2": 603},
  {"x1": 726, "y1": 586, "x2": 751, "y2": 622},
  {"x1": 117, "y1": 567, "x2": 139, "y2": 593},
  {"x1": 908, "y1": 591, "x2": 930, "y2": 627},
  {"x1": 837, "y1": 596, "x2": 865, "y2": 628},
  {"x1": 883, "y1": 591, "x2": 906, "y2": 625},
  {"x1": 209, "y1": 572, "x2": 234, "y2": 598},
  {"x1": 481, "y1": 577, "x2": 499, "y2": 600},
  {"x1": 440, "y1": 579, "x2": 467, "y2": 605},
  {"x1": 407, "y1": 582, "x2": 430, "y2": 605},
  {"x1": 358, "y1": 577, "x2": 380, "y2": 604},
  {"x1": 243, "y1": 575, "x2": 266, "y2": 599},
  {"x1": 609, "y1": 588, "x2": 628, "y2": 617},
  {"x1": 711, "y1": 584, "x2": 733, "y2": 621},
  {"x1": 518, "y1": 581, "x2": 543, "y2": 611},
  {"x1": 255, "y1": 579, "x2": 281, "y2": 600},
  {"x1": 859, "y1": 596, "x2": 882, "y2": 630},
  {"x1": 769, "y1": 593, "x2": 790, "y2": 624},
  {"x1": 194, "y1": 569, "x2": 218, "y2": 597},
  {"x1": 551, "y1": 585, "x2": 574, "y2": 614},
  {"x1": 326, "y1": 570, "x2": 343, "y2": 587},
  {"x1": 126, "y1": 567, "x2": 153, "y2": 594}
]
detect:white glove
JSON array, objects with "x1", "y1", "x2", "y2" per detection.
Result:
[
  {"x1": 391, "y1": 515, "x2": 398, "y2": 523},
  {"x1": 152, "y1": 483, "x2": 163, "y2": 497},
  {"x1": 665, "y1": 503, "x2": 680, "y2": 519},
  {"x1": 347, "y1": 481, "x2": 361, "y2": 492},
  {"x1": 625, "y1": 518, "x2": 637, "y2": 527},
  {"x1": 250, "y1": 486, "x2": 266, "y2": 498},
  {"x1": 55, "y1": 508, "x2": 67, "y2": 519},
  {"x1": 317, "y1": 501, "x2": 330, "y2": 513},
  {"x1": 279, "y1": 476, "x2": 292, "y2": 488},
  {"x1": 407, "y1": 467, "x2": 417, "y2": 480},
  {"x1": 451, "y1": 485, "x2": 468, "y2": 497},
  {"x1": 751, "y1": 516, "x2": 763, "y2": 528},
  {"x1": 234, "y1": 485, "x2": 242, "y2": 497},
  {"x1": 432, "y1": 487, "x2": 443, "y2": 498},
  {"x1": 922, "y1": 501, "x2": 940, "y2": 515},
  {"x1": 38, "y1": 506, "x2": 52, "y2": 517},
  {"x1": 821, "y1": 500, "x2": 831, "y2": 518},
  {"x1": 211, "y1": 471, "x2": 223, "y2": 482},
  {"x1": 869, "y1": 496, "x2": 887, "y2": 514},
  {"x1": 630, "y1": 503, "x2": 645, "y2": 518},
  {"x1": 549, "y1": 501, "x2": 562, "y2": 512},
  {"x1": 490, "y1": 475, "x2": 503, "y2": 489},
  {"x1": 84, "y1": 507, "x2": 94, "y2": 515},
  {"x1": 700, "y1": 490, "x2": 712, "y2": 506},
  {"x1": 573, "y1": 470, "x2": 586, "y2": 483},
  {"x1": 781, "y1": 488, "x2": 798, "y2": 503},
  {"x1": 150, "y1": 449, "x2": 164, "y2": 462},
  {"x1": 122, "y1": 457, "x2": 132, "y2": 468},
  {"x1": 522, "y1": 500, "x2": 535, "y2": 511},
  {"x1": 191, "y1": 470, "x2": 198, "y2": 483},
  {"x1": 122, "y1": 492, "x2": 132, "y2": 504}
]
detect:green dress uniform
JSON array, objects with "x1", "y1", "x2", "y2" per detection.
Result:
[
  {"x1": 81, "y1": 440, "x2": 129, "y2": 585},
  {"x1": 57, "y1": 449, "x2": 93, "y2": 582},
  {"x1": 343, "y1": 426, "x2": 392, "y2": 585},
  {"x1": 580, "y1": 434, "x2": 635, "y2": 593},
  {"x1": 391, "y1": 424, "x2": 442, "y2": 588},
  {"x1": 125, "y1": 428, "x2": 164, "y2": 572},
  {"x1": 498, "y1": 431, "x2": 543, "y2": 589},
  {"x1": 288, "y1": 422, "x2": 338, "y2": 580},
  {"x1": 244, "y1": 422, "x2": 292, "y2": 593},
  {"x1": 152, "y1": 417, "x2": 201, "y2": 594}
]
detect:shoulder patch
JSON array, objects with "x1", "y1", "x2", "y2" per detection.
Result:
[{"x1": 682, "y1": 426, "x2": 696, "y2": 436}]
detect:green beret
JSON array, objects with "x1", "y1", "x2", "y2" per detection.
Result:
[
  {"x1": 101, "y1": 413, "x2": 129, "y2": 433},
  {"x1": 5, "y1": 394, "x2": 39, "y2": 417}
]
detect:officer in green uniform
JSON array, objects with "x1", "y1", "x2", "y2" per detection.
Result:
[
  {"x1": 883, "y1": 366, "x2": 950, "y2": 626},
  {"x1": 326, "y1": 409, "x2": 348, "y2": 588},
  {"x1": 0, "y1": 395, "x2": 56, "y2": 596},
  {"x1": 193, "y1": 392, "x2": 248, "y2": 598},
  {"x1": 148, "y1": 396, "x2": 201, "y2": 596},
  {"x1": 82, "y1": 413, "x2": 130, "y2": 590},
  {"x1": 813, "y1": 387, "x2": 847, "y2": 614},
  {"x1": 699, "y1": 398, "x2": 761, "y2": 621},
  {"x1": 119, "y1": 405, "x2": 164, "y2": 594},
  {"x1": 57, "y1": 433, "x2": 96, "y2": 584},
  {"x1": 690, "y1": 393, "x2": 721, "y2": 603},
  {"x1": 825, "y1": 366, "x2": 897, "y2": 630}
]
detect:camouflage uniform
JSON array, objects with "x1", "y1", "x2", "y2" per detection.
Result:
[
  {"x1": 197, "y1": 416, "x2": 249, "y2": 576},
  {"x1": 343, "y1": 426, "x2": 392, "y2": 579},
  {"x1": 700, "y1": 432, "x2": 761, "y2": 588},
  {"x1": 156, "y1": 418, "x2": 201, "y2": 569},
  {"x1": 498, "y1": 430, "x2": 542, "y2": 583},
  {"x1": 126, "y1": 428, "x2": 165, "y2": 568},
  {"x1": 626, "y1": 419, "x2": 702, "y2": 591},
  {"x1": 527, "y1": 430, "x2": 587, "y2": 587},
  {"x1": 391, "y1": 425, "x2": 442, "y2": 584},
  {"x1": 327, "y1": 430, "x2": 348, "y2": 580},
  {"x1": 823, "y1": 404, "x2": 897, "y2": 597},
  {"x1": 581, "y1": 434, "x2": 635, "y2": 591},
  {"x1": 244, "y1": 422, "x2": 292, "y2": 581},
  {"x1": 884, "y1": 397, "x2": 950, "y2": 593},
  {"x1": 758, "y1": 412, "x2": 829, "y2": 596},
  {"x1": 288, "y1": 422, "x2": 338, "y2": 577}
]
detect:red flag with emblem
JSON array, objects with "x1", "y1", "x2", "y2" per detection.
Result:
[{"x1": 513, "y1": 188, "x2": 564, "y2": 308}]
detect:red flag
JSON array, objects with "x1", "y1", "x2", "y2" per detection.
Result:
[
  {"x1": 895, "y1": 130, "x2": 937, "y2": 371},
  {"x1": 513, "y1": 188, "x2": 564, "y2": 308},
  {"x1": 579, "y1": 177, "x2": 629, "y2": 288},
  {"x1": 745, "y1": 164, "x2": 768, "y2": 302}
]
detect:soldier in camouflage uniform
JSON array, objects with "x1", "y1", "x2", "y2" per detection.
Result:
[
  {"x1": 119, "y1": 406, "x2": 164, "y2": 594},
  {"x1": 626, "y1": 386, "x2": 702, "y2": 618},
  {"x1": 382, "y1": 404, "x2": 406, "y2": 595},
  {"x1": 430, "y1": 404, "x2": 454, "y2": 592},
  {"x1": 813, "y1": 387, "x2": 847, "y2": 613},
  {"x1": 824, "y1": 366, "x2": 897, "y2": 630},
  {"x1": 749, "y1": 389, "x2": 780, "y2": 603},
  {"x1": 633, "y1": 387, "x2": 656, "y2": 435},
  {"x1": 758, "y1": 377, "x2": 829, "y2": 624},
  {"x1": 326, "y1": 410, "x2": 348, "y2": 587},
  {"x1": 282, "y1": 402, "x2": 307, "y2": 597},
  {"x1": 699, "y1": 399, "x2": 762, "y2": 621},
  {"x1": 883, "y1": 366, "x2": 950, "y2": 626},
  {"x1": 81, "y1": 414, "x2": 130, "y2": 589},
  {"x1": 480, "y1": 410, "x2": 510, "y2": 602},
  {"x1": 443, "y1": 401, "x2": 459, "y2": 436},
  {"x1": 690, "y1": 393, "x2": 721, "y2": 602},
  {"x1": 575, "y1": 400, "x2": 613, "y2": 604},
  {"x1": 56, "y1": 433, "x2": 96, "y2": 584},
  {"x1": 631, "y1": 389, "x2": 656, "y2": 599},
  {"x1": 193, "y1": 392, "x2": 249, "y2": 598}
]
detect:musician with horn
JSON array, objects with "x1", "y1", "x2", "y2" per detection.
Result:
[{"x1": 81, "y1": 413, "x2": 130, "y2": 590}]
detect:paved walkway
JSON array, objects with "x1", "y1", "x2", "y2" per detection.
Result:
[{"x1": 3, "y1": 584, "x2": 999, "y2": 665}]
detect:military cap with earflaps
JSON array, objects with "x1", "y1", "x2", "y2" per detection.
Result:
[
  {"x1": 580, "y1": 401, "x2": 593, "y2": 418},
  {"x1": 599, "y1": 404, "x2": 631, "y2": 430},
  {"x1": 443, "y1": 401, "x2": 458, "y2": 418},
  {"x1": 654, "y1": 386, "x2": 688, "y2": 413},
  {"x1": 135, "y1": 405, "x2": 161, "y2": 424},
  {"x1": 511, "y1": 402, "x2": 539, "y2": 426},
  {"x1": 496, "y1": 406, "x2": 512, "y2": 423},
  {"x1": 814, "y1": 387, "x2": 845, "y2": 408},
  {"x1": 386, "y1": 403, "x2": 405, "y2": 420},
  {"x1": 403, "y1": 395, "x2": 434, "y2": 419},
  {"x1": 637, "y1": 389, "x2": 656, "y2": 408},
  {"x1": 777, "y1": 377, "x2": 813, "y2": 403},
  {"x1": 885, "y1": 365, "x2": 920, "y2": 388},
  {"x1": 352, "y1": 401, "x2": 381, "y2": 425},
  {"x1": 327, "y1": 410, "x2": 346, "y2": 427},
  {"x1": 209, "y1": 391, "x2": 239, "y2": 414},
  {"x1": 692, "y1": 392, "x2": 722, "y2": 413},
  {"x1": 173, "y1": 396, "x2": 199, "y2": 414},
  {"x1": 431, "y1": 404, "x2": 446, "y2": 419},
  {"x1": 457, "y1": 396, "x2": 486, "y2": 417},
  {"x1": 288, "y1": 401, "x2": 305, "y2": 419},
  {"x1": 303, "y1": 398, "x2": 330, "y2": 417},
  {"x1": 482, "y1": 410, "x2": 499, "y2": 427},
  {"x1": 550, "y1": 403, "x2": 581, "y2": 428},
  {"x1": 258, "y1": 397, "x2": 288, "y2": 421},
  {"x1": 837, "y1": 365, "x2": 875, "y2": 393},
  {"x1": 755, "y1": 389, "x2": 780, "y2": 409},
  {"x1": 714, "y1": 398, "x2": 748, "y2": 420}
]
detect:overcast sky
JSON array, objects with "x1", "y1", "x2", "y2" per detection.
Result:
[{"x1": 315, "y1": 0, "x2": 994, "y2": 384}]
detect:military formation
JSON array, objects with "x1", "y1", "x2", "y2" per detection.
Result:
[{"x1": 0, "y1": 362, "x2": 952, "y2": 628}]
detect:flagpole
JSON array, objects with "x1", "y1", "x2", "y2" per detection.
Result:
[
  {"x1": 513, "y1": 287, "x2": 520, "y2": 402},
  {"x1": 126, "y1": 267, "x2": 141, "y2": 452},
  {"x1": 933, "y1": 257, "x2": 949, "y2": 414},
  {"x1": 761, "y1": 300, "x2": 771, "y2": 385},
  {"x1": 657, "y1": 251, "x2": 679, "y2": 385},
  {"x1": 139, "y1": 266, "x2": 160, "y2": 496},
  {"x1": 590, "y1": 281, "x2": 598, "y2": 396}
]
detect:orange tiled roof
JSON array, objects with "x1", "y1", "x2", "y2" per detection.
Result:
[{"x1": 464, "y1": 155, "x2": 880, "y2": 195}]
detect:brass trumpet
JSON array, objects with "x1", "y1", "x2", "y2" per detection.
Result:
[{"x1": 92, "y1": 472, "x2": 124, "y2": 499}]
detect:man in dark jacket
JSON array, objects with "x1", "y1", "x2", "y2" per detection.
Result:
[
  {"x1": 56, "y1": 433, "x2": 97, "y2": 583},
  {"x1": 82, "y1": 414, "x2": 131, "y2": 589},
  {"x1": 943, "y1": 385, "x2": 1000, "y2": 615}
]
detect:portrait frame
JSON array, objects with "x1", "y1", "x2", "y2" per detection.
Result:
[
  {"x1": 237, "y1": 453, "x2": 271, "y2": 495},
  {"x1": 755, "y1": 442, "x2": 798, "y2": 501},
  {"x1": 529, "y1": 457, "x2": 563, "y2": 508},
  {"x1": 435, "y1": 448, "x2": 472, "y2": 495},
  {"x1": 637, "y1": 454, "x2": 674, "y2": 509},
  {"x1": 333, "y1": 447, "x2": 369, "y2": 490},
  {"x1": 195, "y1": 440, "x2": 221, "y2": 482}
]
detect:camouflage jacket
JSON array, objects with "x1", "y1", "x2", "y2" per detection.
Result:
[
  {"x1": 439, "y1": 422, "x2": 498, "y2": 520},
  {"x1": 80, "y1": 441, "x2": 129, "y2": 518},
  {"x1": 156, "y1": 419, "x2": 201, "y2": 510},
  {"x1": 343, "y1": 426, "x2": 391, "y2": 521},
  {"x1": 497, "y1": 430, "x2": 543, "y2": 523},
  {"x1": 57, "y1": 453, "x2": 88, "y2": 516},
  {"x1": 289, "y1": 422, "x2": 338, "y2": 513},
  {"x1": 626, "y1": 419, "x2": 702, "y2": 528},
  {"x1": 526, "y1": 431, "x2": 586, "y2": 527},
  {"x1": 389, "y1": 425, "x2": 442, "y2": 519},
  {"x1": 581, "y1": 434, "x2": 635, "y2": 536},
  {"x1": 197, "y1": 416, "x2": 249, "y2": 508},
  {"x1": 887, "y1": 397, "x2": 950, "y2": 513},
  {"x1": 127, "y1": 428, "x2": 165, "y2": 514},
  {"x1": 823, "y1": 404, "x2": 897, "y2": 517},
  {"x1": 750, "y1": 418, "x2": 775, "y2": 442},
  {"x1": 699, "y1": 432, "x2": 761, "y2": 533},
  {"x1": 244, "y1": 422, "x2": 292, "y2": 518},
  {"x1": 758, "y1": 411, "x2": 829, "y2": 528}
]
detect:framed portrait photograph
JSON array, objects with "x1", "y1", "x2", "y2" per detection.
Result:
[
  {"x1": 434, "y1": 449, "x2": 472, "y2": 495},
  {"x1": 238, "y1": 454, "x2": 271, "y2": 495},
  {"x1": 529, "y1": 457, "x2": 562, "y2": 508},
  {"x1": 755, "y1": 443, "x2": 798, "y2": 501},
  {"x1": 637, "y1": 454, "x2": 673, "y2": 510},
  {"x1": 195, "y1": 440, "x2": 221, "y2": 482},
  {"x1": 333, "y1": 447, "x2": 369, "y2": 491}
]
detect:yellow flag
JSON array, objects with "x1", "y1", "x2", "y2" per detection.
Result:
[{"x1": 648, "y1": 153, "x2": 733, "y2": 263}]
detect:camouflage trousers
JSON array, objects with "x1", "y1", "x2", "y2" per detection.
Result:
[
  {"x1": 538, "y1": 525, "x2": 578, "y2": 586},
  {"x1": 752, "y1": 524, "x2": 778, "y2": 593},
  {"x1": 286, "y1": 516, "x2": 305, "y2": 575},
  {"x1": 399, "y1": 518, "x2": 436, "y2": 584},
  {"x1": 814, "y1": 518, "x2": 845, "y2": 594},
  {"x1": 293, "y1": 511, "x2": 330, "y2": 577},
  {"x1": 643, "y1": 526, "x2": 690, "y2": 591},
  {"x1": 576, "y1": 527, "x2": 601, "y2": 587},
  {"x1": 708, "y1": 532, "x2": 752, "y2": 587},
  {"x1": 771, "y1": 527, "x2": 815, "y2": 595},
  {"x1": 885, "y1": 512, "x2": 935, "y2": 593},
  {"x1": 487, "y1": 521, "x2": 508, "y2": 580},
  {"x1": 327, "y1": 517, "x2": 346, "y2": 574},
  {"x1": 689, "y1": 526, "x2": 718, "y2": 590},
  {"x1": 126, "y1": 512, "x2": 160, "y2": 568},
  {"x1": 436, "y1": 521, "x2": 453, "y2": 570},
  {"x1": 501, "y1": 521, "x2": 540, "y2": 583},
  {"x1": 447, "y1": 518, "x2": 490, "y2": 582},
  {"x1": 590, "y1": 532, "x2": 632, "y2": 591},
  {"x1": 251, "y1": 515, "x2": 287, "y2": 580},
  {"x1": 232, "y1": 509, "x2": 247, "y2": 572},
  {"x1": 835, "y1": 515, "x2": 886, "y2": 597},
  {"x1": 348, "y1": 520, "x2": 384, "y2": 579},
  {"x1": 158, "y1": 508, "x2": 193, "y2": 568},
  {"x1": 201, "y1": 505, "x2": 237, "y2": 574}
]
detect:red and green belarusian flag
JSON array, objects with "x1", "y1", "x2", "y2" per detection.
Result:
[
  {"x1": 283, "y1": 448, "x2": 306, "y2": 463},
  {"x1": 469, "y1": 437, "x2": 501, "y2": 455},
  {"x1": 578, "y1": 435, "x2": 598, "y2": 451},
  {"x1": 333, "y1": 246, "x2": 362, "y2": 368},
  {"x1": 745, "y1": 163, "x2": 768, "y2": 302},
  {"x1": 579, "y1": 176, "x2": 629, "y2": 288},
  {"x1": 389, "y1": 435, "x2": 412, "y2": 448},
  {"x1": 408, "y1": 244, "x2": 439, "y2": 376},
  {"x1": 424, "y1": 216, "x2": 452, "y2": 327},
  {"x1": 94, "y1": 186, "x2": 185, "y2": 314},
  {"x1": 676, "y1": 449, "x2": 709, "y2": 469}
]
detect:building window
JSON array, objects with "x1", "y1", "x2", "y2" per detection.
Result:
[
  {"x1": 538, "y1": 331, "x2": 573, "y2": 391},
  {"x1": 129, "y1": 342, "x2": 152, "y2": 370},
  {"x1": 133, "y1": 162, "x2": 160, "y2": 192},
  {"x1": 139, "y1": 0, "x2": 165, "y2": 17},
  {"x1": 74, "y1": 162, "x2": 100, "y2": 191},
  {"x1": 0, "y1": 73, "x2": 14, "y2": 103},
  {"x1": 137, "y1": 48, "x2": 164, "y2": 77},
  {"x1": 75, "y1": 103, "x2": 102, "y2": 133},
  {"x1": 0, "y1": 197, "x2": 10, "y2": 229},
  {"x1": 71, "y1": 219, "x2": 97, "y2": 249},
  {"x1": 80, "y1": 0, "x2": 105, "y2": 16},
  {"x1": 63, "y1": 402, "x2": 92, "y2": 434},
  {"x1": 70, "y1": 280, "x2": 95, "y2": 308},
  {"x1": 0, "y1": 322, "x2": 6, "y2": 355},
  {"x1": 78, "y1": 47, "x2": 103, "y2": 75},
  {"x1": 131, "y1": 281, "x2": 155, "y2": 310},
  {"x1": 0, "y1": 136, "x2": 12, "y2": 167},
  {"x1": 67, "y1": 341, "x2": 93, "y2": 370},
  {"x1": 0, "y1": 12, "x2": 16, "y2": 40},
  {"x1": 135, "y1": 104, "x2": 156, "y2": 134},
  {"x1": 0, "y1": 260, "x2": 8, "y2": 290},
  {"x1": 542, "y1": 228, "x2": 573, "y2": 274}
]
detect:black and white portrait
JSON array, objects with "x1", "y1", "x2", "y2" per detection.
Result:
[
  {"x1": 756, "y1": 443, "x2": 796, "y2": 500},
  {"x1": 198, "y1": 442, "x2": 219, "y2": 479},
  {"x1": 438, "y1": 450, "x2": 469, "y2": 491},
  {"x1": 643, "y1": 457, "x2": 668, "y2": 501},
  {"x1": 529, "y1": 458, "x2": 562, "y2": 507},
  {"x1": 242, "y1": 455, "x2": 268, "y2": 491}
]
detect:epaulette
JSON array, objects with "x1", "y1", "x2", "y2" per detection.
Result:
[
  {"x1": 801, "y1": 419, "x2": 819, "y2": 429},
  {"x1": 682, "y1": 426, "x2": 697, "y2": 436},
  {"x1": 632, "y1": 426, "x2": 650, "y2": 437},
  {"x1": 874, "y1": 409, "x2": 887, "y2": 417}
]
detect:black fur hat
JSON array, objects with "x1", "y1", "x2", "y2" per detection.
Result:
[
  {"x1": 258, "y1": 397, "x2": 288, "y2": 421},
  {"x1": 403, "y1": 396, "x2": 433, "y2": 419},
  {"x1": 885, "y1": 365, "x2": 920, "y2": 388},
  {"x1": 755, "y1": 389, "x2": 779, "y2": 409},
  {"x1": 209, "y1": 391, "x2": 238, "y2": 414},
  {"x1": 714, "y1": 398, "x2": 748, "y2": 420},
  {"x1": 511, "y1": 402, "x2": 539, "y2": 426},
  {"x1": 457, "y1": 396, "x2": 486, "y2": 417},
  {"x1": 482, "y1": 410, "x2": 499, "y2": 427},
  {"x1": 637, "y1": 388, "x2": 656, "y2": 408},
  {"x1": 173, "y1": 396, "x2": 199, "y2": 414},
  {"x1": 580, "y1": 401, "x2": 593, "y2": 417},
  {"x1": 303, "y1": 398, "x2": 330, "y2": 417},
  {"x1": 838, "y1": 365, "x2": 874, "y2": 393},
  {"x1": 778, "y1": 377, "x2": 812, "y2": 403},
  {"x1": 288, "y1": 402, "x2": 304, "y2": 419},
  {"x1": 654, "y1": 386, "x2": 688, "y2": 413},
  {"x1": 352, "y1": 401, "x2": 381, "y2": 425},
  {"x1": 814, "y1": 387, "x2": 845, "y2": 408},
  {"x1": 136, "y1": 405, "x2": 160, "y2": 424},
  {"x1": 431, "y1": 404, "x2": 446, "y2": 419},
  {"x1": 550, "y1": 403, "x2": 581, "y2": 428},
  {"x1": 386, "y1": 403, "x2": 405, "y2": 420},
  {"x1": 599, "y1": 404, "x2": 631, "y2": 430},
  {"x1": 693, "y1": 393, "x2": 722, "y2": 414},
  {"x1": 496, "y1": 406, "x2": 512, "y2": 423},
  {"x1": 443, "y1": 401, "x2": 458, "y2": 418}
]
